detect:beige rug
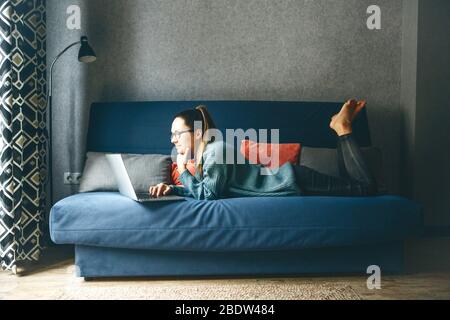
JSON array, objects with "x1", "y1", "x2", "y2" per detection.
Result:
[{"x1": 56, "y1": 278, "x2": 362, "y2": 300}]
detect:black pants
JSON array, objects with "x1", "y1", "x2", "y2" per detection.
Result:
[{"x1": 293, "y1": 134, "x2": 378, "y2": 196}]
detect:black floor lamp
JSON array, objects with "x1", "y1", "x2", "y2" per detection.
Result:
[{"x1": 46, "y1": 36, "x2": 97, "y2": 207}]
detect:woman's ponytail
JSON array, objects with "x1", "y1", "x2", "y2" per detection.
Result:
[{"x1": 194, "y1": 105, "x2": 216, "y2": 176}]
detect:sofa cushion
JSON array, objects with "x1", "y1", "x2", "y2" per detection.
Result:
[
  {"x1": 171, "y1": 160, "x2": 196, "y2": 186},
  {"x1": 240, "y1": 140, "x2": 302, "y2": 169},
  {"x1": 50, "y1": 192, "x2": 422, "y2": 251},
  {"x1": 79, "y1": 152, "x2": 172, "y2": 193}
]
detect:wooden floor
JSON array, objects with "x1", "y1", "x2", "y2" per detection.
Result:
[{"x1": 1, "y1": 239, "x2": 450, "y2": 300}]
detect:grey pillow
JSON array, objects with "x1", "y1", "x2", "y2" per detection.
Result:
[
  {"x1": 79, "y1": 152, "x2": 172, "y2": 193},
  {"x1": 299, "y1": 146, "x2": 388, "y2": 193}
]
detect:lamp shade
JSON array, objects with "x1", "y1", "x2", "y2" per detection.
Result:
[{"x1": 78, "y1": 36, "x2": 96, "y2": 63}]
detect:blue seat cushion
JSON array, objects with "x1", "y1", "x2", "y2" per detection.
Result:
[{"x1": 50, "y1": 192, "x2": 422, "y2": 251}]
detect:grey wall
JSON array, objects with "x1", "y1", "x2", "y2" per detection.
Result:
[{"x1": 47, "y1": 1, "x2": 404, "y2": 203}]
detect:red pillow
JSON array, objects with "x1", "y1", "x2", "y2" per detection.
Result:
[
  {"x1": 240, "y1": 140, "x2": 301, "y2": 169},
  {"x1": 171, "y1": 159, "x2": 196, "y2": 186}
]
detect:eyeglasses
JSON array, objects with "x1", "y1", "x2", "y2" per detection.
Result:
[{"x1": 170, "y1": 129, "x2": 193, "y2": 140}]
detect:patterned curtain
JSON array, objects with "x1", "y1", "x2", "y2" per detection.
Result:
[{"x1": 0, "y1": 0, "x2": 47, "y2": 273}]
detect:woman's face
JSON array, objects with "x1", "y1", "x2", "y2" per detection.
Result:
[{"x1": 171, "y1": 117, "x2": 201, "y2": 155}]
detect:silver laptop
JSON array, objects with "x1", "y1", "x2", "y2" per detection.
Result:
[{"x1": 105, "y1": 154, "x2": 186, "y2": 203}]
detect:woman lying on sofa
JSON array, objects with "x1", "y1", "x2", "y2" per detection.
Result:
[{"x1": 148, "y1": 100, "x2": 378, "y2": 200}]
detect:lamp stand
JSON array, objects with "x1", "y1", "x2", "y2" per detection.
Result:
[{"x1": 46, "y1": 41, "x2": 81, "y2": 208}]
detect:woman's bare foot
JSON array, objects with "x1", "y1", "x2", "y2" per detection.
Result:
[
  {"x1": 330, "y1": 99, "x2": 366, "y2": 136},
  {"x1": 353, "y1": 100, "x2": 366, "y2": 121}
]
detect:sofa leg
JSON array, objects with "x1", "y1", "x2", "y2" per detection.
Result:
[{"x1": 84, "y1": 277, "x2": 95, "y2": 282}]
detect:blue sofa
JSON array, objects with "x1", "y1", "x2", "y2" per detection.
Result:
[{"x1": 50, "y1": 101, "x2": 423, "y2": 279}]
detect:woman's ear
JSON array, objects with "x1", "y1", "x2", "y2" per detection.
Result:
[{"x1": 194, "y1": 128, "x2": 203, "y2": 140}]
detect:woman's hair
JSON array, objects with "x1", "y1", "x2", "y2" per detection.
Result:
[{"x1": 173, "y1": 105, "x2": 216, "y2": 176}]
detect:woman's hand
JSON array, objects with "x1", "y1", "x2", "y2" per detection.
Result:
[
  {"x1": 148, "y1": 183, "x2": 172, "y2": 198},
  {"x1": 177, "y1": 147, "x2": 190, "y2": 174}
]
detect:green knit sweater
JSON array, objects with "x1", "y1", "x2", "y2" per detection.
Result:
[{"x1": 170, "y1": 141, "x2": 301, "y2": 200}]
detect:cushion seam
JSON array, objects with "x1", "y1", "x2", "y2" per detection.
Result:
[{"x1": 52, "y1": 226, "x2": 391, "y2": 232}]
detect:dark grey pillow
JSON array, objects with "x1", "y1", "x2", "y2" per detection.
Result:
[
  {"x1": 79, "y1": 152, "x2": 172, "y2": 193},
  {"x1": 299, "y1": 146, "x2": 388, "y2": 193}
]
